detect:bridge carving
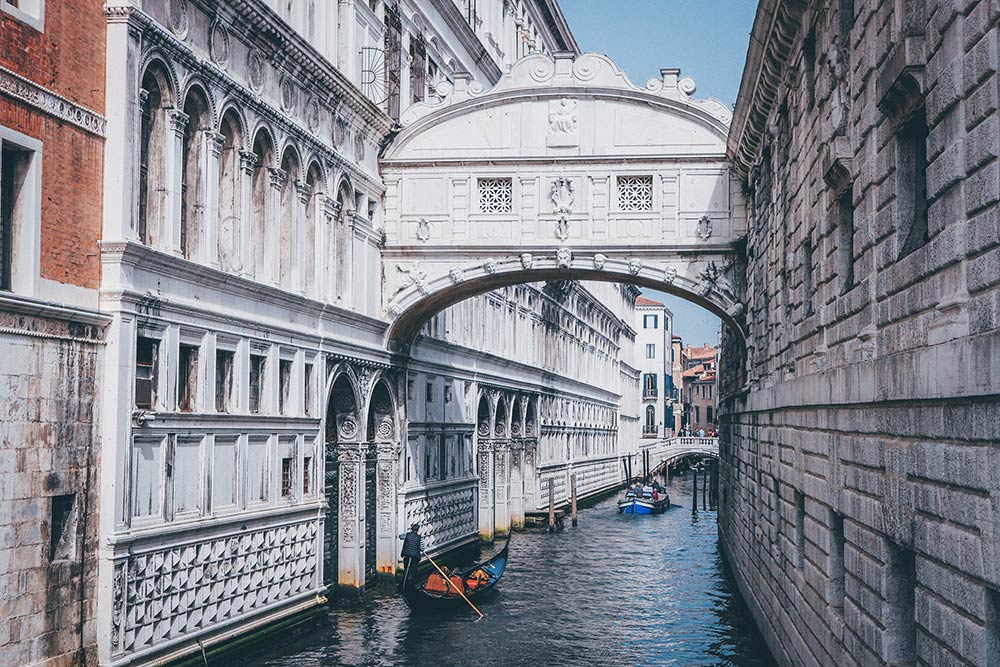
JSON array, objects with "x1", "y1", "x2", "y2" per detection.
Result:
[{"x1": 379, "y1": 52, "x2": 748, "y2": 344}]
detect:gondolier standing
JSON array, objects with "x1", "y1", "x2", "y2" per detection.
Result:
[{"x1": 399, "y1": 522, "x2": 423, "y2": 585}]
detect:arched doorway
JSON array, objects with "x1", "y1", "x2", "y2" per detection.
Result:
[
  {"x1": 324, "y1": 371, "x2": 360, "y2": 588},
  {"x1": 365, "y1": 378, "x2": 399, "y2": 583}
]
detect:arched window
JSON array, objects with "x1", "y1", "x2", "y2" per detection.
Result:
[
  {"x1": 645, "y1": 405, "x2": 656, "y2": 429},
  {"x1": 180, "y1": 87, "x2": 211, "y2": 260},
  {"x1": 217, "y1": 110, "x2": 243, "y2": 272},
  {"x1": 334, "y1": 180, "x2": 354, "y2": 302},
  {"x1": 138, "y1": 64, "x2": 171, "y2": 246},
  {"x1": 250, "y1": 130, "x2": 273, "y2": 280},
  {"x1": 278, "y1": 147, "x2": 300, "y2": 288}
]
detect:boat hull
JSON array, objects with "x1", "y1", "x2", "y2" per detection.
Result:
[{"x1": 617, "y1": 495, "x2": 669, "y2": 514}]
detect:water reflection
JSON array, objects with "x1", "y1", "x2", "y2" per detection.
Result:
[{"x1": 245, "y1": 472, "x2": 776, "y2": 667}]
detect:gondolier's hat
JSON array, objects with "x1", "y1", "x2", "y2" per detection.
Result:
[{"x1": 410, "y1": 522, "x2": 420, "y2": 530}]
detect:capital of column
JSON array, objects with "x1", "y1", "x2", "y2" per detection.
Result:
[
  {"x1": 294, "y1": 179, "x2": 312, "y2": 204},
  {"x1": 336, "y1": 441, "x2": 365, "y2": 463},
  {"x1": 477, "y1": 440, "x2": 494, "y2": 454},
  {"x1": 494, "y1": 440, "x2": 511, "y2": 453},
  {"x1": 206, "y1": 130, "x2": 226, "y2": 158},
  {"x1": 139, "y1": 88, "x2": 151, "y2": 112},
  {"x1": 167, "y1": 110, "x2": 189, "y2": 138},
  {"x1": 375, "y1": 441, "x2": 401, "y2": 460},
  {"x1": 267, "y1": 166, "x2": 288, "y2": 190},
  {"x1": 239, "y1": 149, "x2": 258, "y2": 175}
]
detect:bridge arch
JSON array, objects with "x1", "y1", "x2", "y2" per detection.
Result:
[{"x1": 379, "y1": 51, "x2": 748, "y2": 347}]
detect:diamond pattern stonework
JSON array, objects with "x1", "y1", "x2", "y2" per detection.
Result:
[
  {"x1": 478, "y1": 178, "x2": 513, "y2": 213},
  {"x1": 617, "y1": 175, "x2": 653, "y2": 211}
]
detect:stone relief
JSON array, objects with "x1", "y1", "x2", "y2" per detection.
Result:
[
  {"x1": 168, "y1": 0, "x2": 189, "y2": 36},
  {"x1": 210, "y1": 21, "x2": 230, "y2": 67},
  {"x1": 354, "y1": 132, "x2": 366, "y2": 161},
  {"x1": 279, "y1": 76, "x2": 298, "y2": 113},
  {"x1": 415, "y1": 219, "x2": 431, "y2": 242},
  {"x1": 556, "y1": 248, "x2": 573, "y2": 268},
  {"x1": 247, "y1": 49, "x2": 265, "y2": 91},
  {"x1": 547, "y1": 98, "x2": 579, "y2": 147},
  {"x1": 663, "y1": 267, "x2": 678, "y2": 284},
  {"x1": 333, "y1": 116, "x2": 348, "y2": 148},
  {"x1": 397, "y1": 265, "x2": 430, "y2": 295},
  {"x1": 520, "y1": 253, "x2": 534, "y2": 270},
  {"x1": 448, "y1": 267, "x2": 465, "y2": 284},
  {"x1": 550, "y1": 176, "x2": 574, "y2": 240},
  {"x1": 305, "y1": 97, "x2": 321, "y2": 133},
  {"x1": 483, "y1": 258, "x2": 499, "y2": 274},
  {"x1": 593, "y1": 253, "x2": 607, "y2": 270},
  {"x1": 696, "y1": 215, "x2": 713, "y2": 240},
  {"x1": 627, "y1": 257, "x2": 643, "y2": 275}
]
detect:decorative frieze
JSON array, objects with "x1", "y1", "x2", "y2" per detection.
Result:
[{"x1": 0, "y1": 66, "x2": 107, "y2": 137}]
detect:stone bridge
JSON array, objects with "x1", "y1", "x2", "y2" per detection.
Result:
[{"x1": 379, "y1": 51, "x2": 748, "y2": 345}]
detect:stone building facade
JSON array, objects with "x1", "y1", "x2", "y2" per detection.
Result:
[
  {"x1": 634, "y1": 295, "x2": 674, "y2": 438},
  {"x1": 682, "y1": 343, "x2": 718, "y2": 434},
  {"x1": 0, "y1": 2, "x2": 108, "y2": 666},
  {"x1": 722, "y1": 0, "x2": 1000, "y2": 666}
]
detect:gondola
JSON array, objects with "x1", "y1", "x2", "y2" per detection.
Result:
[{"x1": 401, "y1": 531, "x2": 511, "y2": 613}]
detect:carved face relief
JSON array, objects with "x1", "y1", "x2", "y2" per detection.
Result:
[
  {"x1": 556, "y1": 248, "x2": 573, "y2": 268},
  {"x1": 520, "y1": 253, "x2": 534, "y2": 270},
  {"x1": 484, "y1": 258, "x2": 499, "y2": 275},
  {"x1": 448, "y1": 267, "x2": 465, "y2": 284},
  {"x1": 593, "y1": 253, "x2": 607, "y2": 270},
  {"x1": 663, "y1": 267, "x2": 678, "y2": 284},
  {"x1": 627, "y1": 257, "x2": 643, "y2": 275}
]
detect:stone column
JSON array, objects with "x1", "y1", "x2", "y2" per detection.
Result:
[
  {"x1": 477, "y1": 439, "x2": 495, "y2": 541},
  {"x1": 523, "y1": 439, "x2": 539, "y2": 511},
  {"x1": 238, "y1": 150, "x2": 257, "y2": 278},
  {"x1": 321, "y1": 197, "x2": 340, "y2": 303},
  {"x1": 204, "y1": 130, "x2": 225, "y2": 267},
  {"x1": 375, "y1": 441, "x2": 400, "y2": 577},
  {"x1": 293, "y1": 180, "x2": 310, "y2": 293},
  {"x1": 165, "y1": 110, "x2": 189, "y2": 255},
  {"x1": 510, "y1": 440, "x2": 525, "y2": 528},
  {"x1": 494, "y1": 440, "x2": 511, "y2": 535},
  {"x1": 337, "y1": 441, "x2": 365, "y2": 588},
  {"x1": 266, "y1": 167, "x2": 286, "y2": 285}
]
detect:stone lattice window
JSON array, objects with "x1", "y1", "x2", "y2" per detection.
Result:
[
  {"x1": 478, "y1": 177, "x2": 513, "y2": 213},
  {"x1": 617, "y1": 175, "x2": 653, "y2": 211}
]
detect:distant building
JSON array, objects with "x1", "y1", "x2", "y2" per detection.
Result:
[
  {"x1": 681, "y1": 344, "x2": 718, "y2": 435},
  {"x1": 635, "y1": 296, "x2": 674, "y2": 437},
  {"x1": 670, "y1": 334, "x2": 684, "y2": 432}
]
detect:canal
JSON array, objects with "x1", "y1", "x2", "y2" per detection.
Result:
[{"x1": 245, "y1": 471, "x2": 776, "y2": 667}]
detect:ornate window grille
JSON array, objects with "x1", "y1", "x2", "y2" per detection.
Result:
[
  {"x1": 410, "y1": 34, "x2": 426, "y2": 104},
  {"x1": 478, "y1": 177, "x2": 513, "y2": 213},
  {"x1": 617, "y1": 175, "x2": 653, "y2": 211}
]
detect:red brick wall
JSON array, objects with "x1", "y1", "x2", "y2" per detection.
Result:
[
  {"x1": 0, "y1": 0, "x2": 105, "y2": 290},
  {"x1": 0, "y1": 0, "x2": 106, "y2": 112}
]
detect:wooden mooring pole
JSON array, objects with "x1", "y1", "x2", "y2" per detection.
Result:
[
  {"x1": 570, "y1": 474, "x2": 578, "y2": 527},
  {"x1": 692, "y1": 466, "x2": 699, "y2": 513},
  {"x1": 548, "y1": 479, "x2": 555, "y2": 533}
]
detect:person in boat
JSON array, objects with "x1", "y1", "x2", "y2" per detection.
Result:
[
  {"x1": 466, "y1": 568, "x2": 491, "y2": 590},
  {"x1": 399, "y1": 522, "x2": 423, "y2": 583},
  {"x1": 651, "y1": 478, "x2": 665, "y2": 493}
]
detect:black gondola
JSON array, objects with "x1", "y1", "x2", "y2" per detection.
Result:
[{"x1": 401, "y1": 531, "x2": 512, "y2": 612}]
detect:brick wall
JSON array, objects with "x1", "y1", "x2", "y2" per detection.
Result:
[{"x1": 722, "y1": 1, "x2": 1000, "y2": 665}]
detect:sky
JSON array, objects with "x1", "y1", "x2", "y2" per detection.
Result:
[{"x1": 559, "y1": 0, "x2": 758, "y2": 346}]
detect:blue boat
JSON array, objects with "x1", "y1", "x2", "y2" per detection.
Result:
[{"x1": 617, "y1": 486, "x2": 669, "y2": 514}]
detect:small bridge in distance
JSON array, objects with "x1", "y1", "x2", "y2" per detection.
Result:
[{"x1": 638, "y1": 437, "x2": 719, "y2": 476}]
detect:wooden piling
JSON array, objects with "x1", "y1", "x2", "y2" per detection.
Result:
[
  {"x1": 570, "y1": 474, "x2": 578, "y2": 527},
  {"x1": 548, "y1": 479, "x2": 555, "y2": 533},
  {"x1": 692, "y1": 467, "x2": 698, "y2": 512}
]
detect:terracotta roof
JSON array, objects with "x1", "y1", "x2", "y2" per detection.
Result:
[
  {"x1": 684, "y1": 345, "x2": 717, "y2": 360},
  {"x1": 682, "y1": 364, "x2": 705, "y2": 378},
  {"x1": 635, "y1": 296, "x2": 665, "y2": 307}
]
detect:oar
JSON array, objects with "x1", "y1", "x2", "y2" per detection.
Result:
[{"x1": 422, "y1": 551, "x2": 485, "y2": 620}]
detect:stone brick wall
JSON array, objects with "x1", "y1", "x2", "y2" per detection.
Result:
[
  {"x1": 0, "y1": 312, "x2": 103, "y2": 667},
  {"x1": 722, "y1": 0, "x2": 1000, "y2": 665}
]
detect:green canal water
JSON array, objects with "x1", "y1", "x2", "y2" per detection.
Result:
[{"x1": 243, "y1": 471, "x2": 776, "y2": 666}]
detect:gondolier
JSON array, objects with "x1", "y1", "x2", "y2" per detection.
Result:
[{"x1": 399, "y1": 522, "x2": 423, "y2": 582}]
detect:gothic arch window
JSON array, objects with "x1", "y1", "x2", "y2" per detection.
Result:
[
  {"x1": 645, "y1": 405, "x2": 656, "y2": 429},
  {"x1": 217, "y1": 109, "x2": 243, "y2": 272},
  {"x1": 180, "y1": 86, "x2": 212, "y2": 260},
  {"x1": 138, "y1": 64, "x2": 172, "y2": 247},
  {"x1": 334, "y1": 180, "x2": 354, "y2": 301},
  {"x1": 250, "y1": 129, "x2": 273, "y2": 280},
  {"x1": 278, "y1": 147, "x2": 300, "y2": 288}
]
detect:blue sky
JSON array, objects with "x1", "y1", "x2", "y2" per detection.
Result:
[{"x1": 560, "y1": 0, "x2": 758, "y2": 345}]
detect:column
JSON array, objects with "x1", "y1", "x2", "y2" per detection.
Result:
[
  {"x1": 477, "y1": 439, "x2": 495, "y2": 541},
  {"x1": 523, "y1": 439, "x2": 538, "y2": 511},
  {"x1": 337, "y1": 441, "x2": 365, "y2": 588},
  {"x1": 266, "y1": 167, "x2": 286, "y2": 285},
  {"x1": 321, "y1": 196, "x2": 340, "y2": 302},
  {"x1": 294, "y1": 180, "x2": 310, "y2": 293},
  {"x1": 494, "y1": 441, "x2": 511, "y2": 535},
  {"x1": 204, "y1": 131, "x2": 225, "y2": 267},
  {"x1": 165, "y1": 110, "x2": 189, "y2": 255},
  {"x1": 238, "y1": 150, "x2": 257, "y2": 278},
  {"x1": 375, "y1": 442, "x2": 400, "y2": 576},
  {"x1": 509, "y1": 440, "x2": 525, "y2": 528}
]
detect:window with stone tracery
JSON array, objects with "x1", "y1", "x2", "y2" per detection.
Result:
[
  {"x1": 617, "y1": 175, "x2": 653, "y2": 211},
  {"x1": 478, "y1": 177, "x2": 512, "y2": 213}
]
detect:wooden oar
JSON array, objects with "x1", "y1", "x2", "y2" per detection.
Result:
[{"x1": 422, "y1": 551, "x2": 485, "y2": 620}]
